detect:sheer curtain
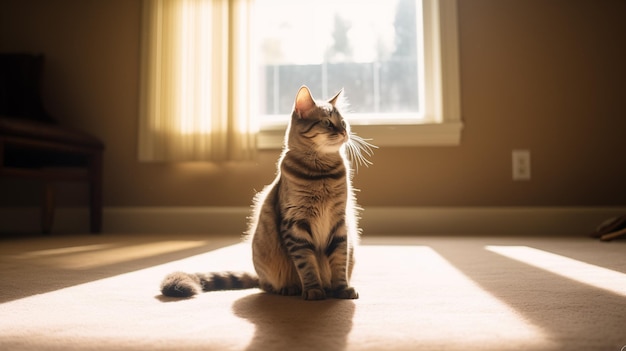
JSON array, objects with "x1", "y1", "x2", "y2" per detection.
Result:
[{"x1": 139, "y1": 0, "x2": 257, "y2": 162}]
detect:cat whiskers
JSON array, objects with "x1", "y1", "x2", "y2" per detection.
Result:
[{"x1": 345, "y1": 133, "x2": 377, "y2": 172}]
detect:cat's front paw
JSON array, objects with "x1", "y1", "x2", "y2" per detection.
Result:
[
  {"x1": 303, "y1": 288, "x2": 327, "y2": 300},
  {"x1": 333, "y1": 286, "x2": 359, "y2": 299}
]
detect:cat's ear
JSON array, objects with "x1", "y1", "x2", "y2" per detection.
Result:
[
  {"x1": 328, "y1": 88, "x2": 344, "y2": 106},
  {"x1": 294, "y1": 85, "x2": 316, "y2": 119}
]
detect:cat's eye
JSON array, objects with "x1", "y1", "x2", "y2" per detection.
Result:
[
  {"x1": 320, "y1": 119, "x2": 332, "y2": 129},
  {"x1": 341, "y1": 120, "x2": 347, "y2": 129}
]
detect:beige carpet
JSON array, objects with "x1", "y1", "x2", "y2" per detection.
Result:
[{"x1": 0, "y1": 233, "x2": 625, "y2": 351}]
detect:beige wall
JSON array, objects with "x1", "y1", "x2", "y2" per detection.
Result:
[{"x1": 1, "y1": 0, "x2": 625, "y2": 209}]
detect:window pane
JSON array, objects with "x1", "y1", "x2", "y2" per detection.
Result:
[{"x1": 256, "y1": 0, "x2": 421, "y2": 124}]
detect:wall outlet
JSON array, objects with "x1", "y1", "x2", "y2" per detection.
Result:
[{"x1": 512, "y1": 149, "x2": 531, "y2": 181}]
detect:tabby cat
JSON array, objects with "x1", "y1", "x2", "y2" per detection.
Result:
[{"x1": 160, "y1": 86, "x2": 374, "y2": 300}]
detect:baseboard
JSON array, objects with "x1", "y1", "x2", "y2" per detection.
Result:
[{"x1": 1, "y1": 206, "x2": 625, "y2": 236}]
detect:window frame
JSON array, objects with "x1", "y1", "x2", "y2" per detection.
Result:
[{"x1": 257, "y1": 0, "x2": 462, "y2": 149}]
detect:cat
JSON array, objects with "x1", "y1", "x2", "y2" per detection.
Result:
[{"x1": 160, "y1": 85, "x2": 374, "y2": 300}]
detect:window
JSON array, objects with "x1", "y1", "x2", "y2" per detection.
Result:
[
  {"x1": 256, "y1": 0, "x2": 463, "y2": 148},
  {"x1": 138, "y1": 0, "x2": 462, "y2": 162}
]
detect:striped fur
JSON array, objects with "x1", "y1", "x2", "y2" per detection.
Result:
[
  {"x1": 160, "y1": 271, "x2": 259, "y2": 297},
  {"x1": 160, "y1": 86, "x2": 373, "y2": 300},
  {"x1": 248, "y1": 86, "x2": 372, "y2": 300}
]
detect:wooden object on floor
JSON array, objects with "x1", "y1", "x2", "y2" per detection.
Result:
[{"x1": 591, "y1": 214, "x2": 626, "y2": 242}]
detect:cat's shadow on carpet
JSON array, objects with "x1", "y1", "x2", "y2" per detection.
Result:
[{"x1": 232, "y1": 292, "x2": 355, "y2": 351}]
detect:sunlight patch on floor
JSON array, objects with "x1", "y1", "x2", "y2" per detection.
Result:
[
  {"x1": 486, "y1": 246, "x2": 626, "y2": 296},
  {"x1": 14, "y1": 240, "x2": 211, "y2": 270},
  {"x1": 0, "y1": 243, "x2": 255, "y2": 350},
  {"x1": 349, "y1": 246, "x2": 553, "y2": 350},
  {"x1": 17, "y1": 243, "x2": 117, "y2": 257}
]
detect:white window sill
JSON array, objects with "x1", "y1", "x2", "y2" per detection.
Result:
[{"x1": 257, "y1": 120, "x2": 463, "y2": 149}]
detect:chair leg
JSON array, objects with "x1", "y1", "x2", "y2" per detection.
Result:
[
  {"x1": 89, "y1": 152, "x2": 103, "y2": 233},
  {"x1": 42, "y1": 182, "x2": 55, "y2": 234}
]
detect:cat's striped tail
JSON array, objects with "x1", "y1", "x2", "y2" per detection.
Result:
[{"x1": 160, "y1": 271, "x2": 259, "y2": 297}]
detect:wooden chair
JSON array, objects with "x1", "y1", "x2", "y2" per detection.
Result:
[{"x1": 0, "y1": 53, "x2": 104, "y2": 234}]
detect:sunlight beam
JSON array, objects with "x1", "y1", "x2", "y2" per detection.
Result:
[
  {"x1": 486, "y1": 246, "x2": 626, "y2": 296},
  {"x1": 15, "y1": 241, "x2": 211, "y2": 270},
  {"x1": 349, "y1": 245, "x2": 552, "y2": 349},
  {"x1": 18, "y1": 244, "x2": 116, "y2": 257}
]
